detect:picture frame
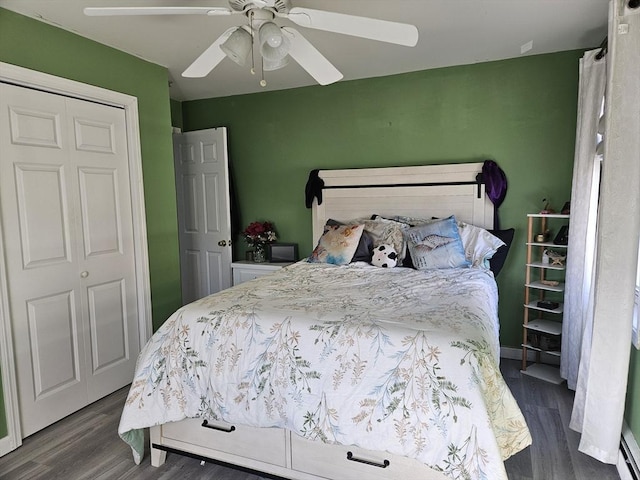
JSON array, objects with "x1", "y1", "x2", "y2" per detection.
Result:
[{"x1": 268, "y1": 242, "x2": 298, "y2": 263}]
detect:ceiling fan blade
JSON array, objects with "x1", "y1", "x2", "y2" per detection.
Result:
[
  {"x1": 84, "y1": 7, "x2": 233, "y2": 17},
  {"x1": 285, "y1": 7, "x2": 418, "y2": 47},
  {"x1": 281, "y1": 27, "x2": 343, "y2": 86},
  {"x1": 182, "y1": 27, "x2": 237, "y2": 78}
]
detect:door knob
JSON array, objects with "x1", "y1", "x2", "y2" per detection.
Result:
[
  {"x1": 80, "y1": 271, "x2": 89, "y2": 278},
  {"x1": 218, "y1": 240, "x2": 227, "y2": 247}
]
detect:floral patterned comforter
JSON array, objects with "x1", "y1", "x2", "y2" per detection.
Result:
[{"x1": 119, "y1": 262, "x2": 531, "y2": 480}]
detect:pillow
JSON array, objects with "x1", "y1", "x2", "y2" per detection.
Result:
[
  {"x1": 386, "y1": 215, "x2": 433, "y2": 227},
  {"x1": 325, "y1": 219, "x2": 373, "y2": 262},
  {"x1": 307, "y1": 223, "x2": 365, "y2": 265},
  {"x1": 403, "y1": 216, "x2": 469, "y2": 270},
  {"x1": 352, "y1": 229, "x2": 374, "y2": 262},
  {"x1": 488, "y1": 228, "x2": 515, "y2": 277},
  {"x1": 363, "y1": 216, "x2": 410, "y2": 263},
  {"x1": 371, "y1": 244, "x2": 398, "y2": 268},
  {"x1": 457, "y1": 222, "x2": 506, "y2": 268},
  {"x1": 400, "y1": 218, "x2": 506, "y2": 270}
]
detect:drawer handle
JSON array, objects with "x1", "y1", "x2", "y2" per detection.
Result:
[
  {"x1": 201, "y1": 419, "x2": 236, "y2": 433},
  {"x1": 346, "y1": 451, "x2": 390, "y2": 469}
]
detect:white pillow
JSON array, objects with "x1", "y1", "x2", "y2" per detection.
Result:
[{"x1": 457, "y1": 222, "x2": 505, "y2": 268}]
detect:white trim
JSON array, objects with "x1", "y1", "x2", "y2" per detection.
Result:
[
  {"x1": 0, "y1": 61, "x2": 152, "y2": 454},
  {"x1": 0, "y1": 434, "x2": 15, "y2": 457},
  {"x1": 619, "y1": 421, "x2": 640, "y2": 480},
  {"x1": 501, "y1": 346, "x2": 531, "y2": 361},
  {"x1": 0, "y1": 219, "x2": 21, "y2": 453},
  {"x1": 617, "y1": 453, "x2": 634, "y2": 480},
  {"x1": 500, "y1": 346, "x2": 561, "y2": 365}
]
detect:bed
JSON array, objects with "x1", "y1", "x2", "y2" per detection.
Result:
[{"x1": 118, "y1": 163, "x2": 531, "y2": 480}]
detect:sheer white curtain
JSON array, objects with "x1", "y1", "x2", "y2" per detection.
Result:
[
  {"x1": 560, "y1": 49, "x2": 605, "y2": 391},
  {"x1": 568, "y1": 0, "x2": 640, "y2": 464}
]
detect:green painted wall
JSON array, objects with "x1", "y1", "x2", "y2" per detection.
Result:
[
  {"x1": 0, "y1": 8, "x2": 181, "y2": 439},
  {"x1": 183, "y1": 51, "x2": 580, "y2": 348},
  {"x1": 170, "y1": 98, "x2": 184, "y2": 131}
]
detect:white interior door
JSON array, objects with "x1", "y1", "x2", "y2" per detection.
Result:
[
  {"x1": 173, "y1": 128, "x2": 232, "y2": 305},
  {"x1": 0, "y1": 82, "x2": 140, "y2": 437}
]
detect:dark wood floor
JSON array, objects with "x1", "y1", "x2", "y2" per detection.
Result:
[
  {"x1": 0, "y1": 359, "x2": 621, "y2": 480},
  {"x1": 501, "y1": 359, "x2": 619, "y2": 480}
]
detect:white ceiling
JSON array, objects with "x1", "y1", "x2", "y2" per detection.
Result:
[{"x1": 0, "y1": 0, "x2": 609, "y2": 101}]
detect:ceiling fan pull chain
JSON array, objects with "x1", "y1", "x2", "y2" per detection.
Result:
[
  {"x1": 249, "y1": 11, "x2": 267, "y2": 87},
  {"x1": 260, "y1": 59, "x2": 267, "y2": 87},
  {"x1": 249, "y1": 10, "x2": 256, "y2": 75}
]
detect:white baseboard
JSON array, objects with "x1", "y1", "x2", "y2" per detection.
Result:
[
  {"x1": 619, "y1": 421, "x2": 640, "y2": 480},
  {"x1": 0, "y1": 434, "x2": 17, "y2": 457},
  {"x1": 500, "y1": 346, "x2": 561, "y2": 365},
  {"x1": 501, "y1": 346, "x2": 528, "y2": 360},
  {"x1": 618, "y1": 451, "x2": 634, "y2": 480}
]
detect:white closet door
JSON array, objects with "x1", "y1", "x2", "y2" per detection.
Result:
[
  {"x1": 173, "y1": 128, "x2": 232, "y2": 305},
  {"x1": 67, "y1": 95, "x2": 139, "y2": 401},
  {"x1": 0, "y1": 83, "x2": 139, "y2": 437}
]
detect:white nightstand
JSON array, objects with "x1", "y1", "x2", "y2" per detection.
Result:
[{"x1": 231, "y1": 261, "x2": 293, "y2": 286}]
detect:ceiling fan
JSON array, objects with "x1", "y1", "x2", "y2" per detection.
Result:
[{"x1": 84, "y1": 0, "x2": 419, "y2": 87}]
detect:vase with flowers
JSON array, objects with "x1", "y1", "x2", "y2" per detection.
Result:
[{"x1": 242, "y1": 221, "x2": 277, "y2": 263}]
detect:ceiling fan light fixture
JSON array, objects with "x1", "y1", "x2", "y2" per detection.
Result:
[
  {"x1": 260, "y1": 21, "x2": 283, "y2": 48},
  {"x1": 259, "y1": 22, "x2": 290, "y2": 61},
  {"x1": 263, "y1": 55, "x2": 289, "y2": 71},
  {"x1": 220, "y1": 27, "x2": 252, "y2": 66}
]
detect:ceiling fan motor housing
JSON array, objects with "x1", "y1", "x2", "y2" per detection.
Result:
[{"x1": 229, "y1": 0, "x2": 291, "y2": 14}]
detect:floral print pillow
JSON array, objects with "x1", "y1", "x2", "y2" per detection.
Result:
[{"x1": 308, "y1": 224, "x2": 365, "y2": 265}]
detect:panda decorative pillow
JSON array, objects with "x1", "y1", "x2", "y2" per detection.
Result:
[{"x1": 371, "y1": 244, "x2": 398, "y2": 268}]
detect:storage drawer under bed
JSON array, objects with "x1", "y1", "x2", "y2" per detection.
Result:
[
  {"x1": 290, "y1": 433, "x2": 447, "y2": 480},
  {"x1": 161, "y1": 418, "x2": 287, "y2": 467}
]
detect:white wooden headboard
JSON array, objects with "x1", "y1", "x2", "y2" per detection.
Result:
[{"x1": 311, "y1": 163, "x2": 495, "y2": 244}]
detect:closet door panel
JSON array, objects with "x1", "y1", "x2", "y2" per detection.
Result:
[
  {"x1": 27, "y1": 291, "x2": 81, "y2": 398},
  {"x1": 78, "y1": 167, "x2": 122, "y2": 257},
  {"x1": 0, "y1": 83, "x2": 88, "y2": 438},
  {"x1": 87, "y1": 279, "x2": 128, "y2": 374},
  {"x1": 14, "y1": 163, "x2": 72, "y2": 268},
  {"x1": 8, "y1": 104, "x2": 62, "y2": 149},
  {"x1": 66, "y1": 97, "x2": 140, "y2": 401},
  {"x1": 73, "y1": 116, "x2": 116, "y2": 154}
]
